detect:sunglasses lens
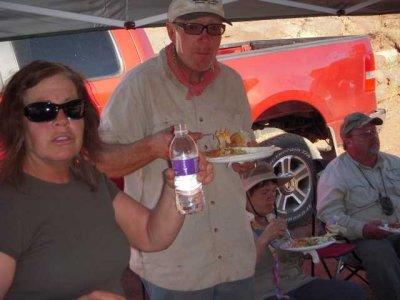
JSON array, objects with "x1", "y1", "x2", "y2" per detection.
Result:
[
  {"x1": 63, "y1": 99, "x2": 85, "y2": 120},
  {"x1": 24, "y1": 102, "x2": 57, "y2": 122},
  {"x1": 24, "y1": 99, "x2": 85, "y2": 122},
  {"x1": 208, "y1": 24, "x2": 225, "y2": 36},
  {"x1": 184, "y1": 23, "x2": 203, "y2": 34}
]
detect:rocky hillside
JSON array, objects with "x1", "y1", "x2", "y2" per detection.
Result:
[{"x1": 145, "y1": 14, "x2": 400, "y2": 155}]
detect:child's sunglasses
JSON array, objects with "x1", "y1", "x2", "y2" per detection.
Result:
[{"x1": 24, "y1": 99, "x2": 85, "y2": 122}]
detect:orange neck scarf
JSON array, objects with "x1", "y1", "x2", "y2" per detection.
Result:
[{"x1": 166, "y1": 43, "x2": 220, "y2": 100}]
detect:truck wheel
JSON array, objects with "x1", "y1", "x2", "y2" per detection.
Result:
[{"x1": 259, "y1": 133, "x2": 315, "y2": 227}]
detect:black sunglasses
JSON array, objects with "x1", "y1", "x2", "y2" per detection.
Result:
[
  {"x1": 350, "y1": 128, "x2": 378, "y2": 139},
  {"x1": 24, "y1": 99, "x2": 85, "y2": 122},
  {"x1": 173, "y1": 22, "x2": 226, "y2": 36}
]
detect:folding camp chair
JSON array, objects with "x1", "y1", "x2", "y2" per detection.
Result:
[
  {"x1": 316, "y1": 242, "x2": 356, "y2": 278},
  {"x1": 316, "y1": 240, "x2": 368, "y2": 284},
  {"x1": 310, "y1": 213, "x2": 368, "y2": 284}
]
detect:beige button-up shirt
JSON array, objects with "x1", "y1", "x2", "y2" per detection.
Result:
[
  {"x1": 100, "y1": 48, "x2": 256, "y2": 290},
  {"x1": 317, "y1": 152, "x2": 400, "y2": 240}
]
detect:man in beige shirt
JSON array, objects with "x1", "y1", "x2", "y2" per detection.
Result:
[
  {"x1": 98, "y1": 0, "x2": 257, "y2": 299},
  {"x1": 317, "y1": 112, "x2": 400, "y2": 300}
]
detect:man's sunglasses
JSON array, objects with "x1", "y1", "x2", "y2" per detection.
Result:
[
  {"x1": 350, "y1": 128, "x2": 378, "y2": 139},
  {"x1": 24, "y1": 99, "x2": 85, "y2": 122},
  {"x1": 173, "y1": 22, "x2": 226, "y2": 36}
]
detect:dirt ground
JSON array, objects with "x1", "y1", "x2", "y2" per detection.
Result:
[{"x1": 146, "y1": 14, "x2": 400, "y2": 156}]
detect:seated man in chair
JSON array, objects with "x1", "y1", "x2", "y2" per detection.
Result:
[
  {"x1": 243, "y1": 164, "x2": 364, "y2": 300},
  {"x1": 317, "y1": 112, "x2": 400, "y2": 300}
]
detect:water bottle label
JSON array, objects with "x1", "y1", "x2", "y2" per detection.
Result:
[
  {"x1": 175, "y1": 175, "x2": 201, "y2": 191},
  {"x1": 172, "y1": 157, "x2": 198, "y2": 176}
]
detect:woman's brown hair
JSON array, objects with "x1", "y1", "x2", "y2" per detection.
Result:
[{"x1": 0, "y1": 60, "x2": 103, "y2": 189}]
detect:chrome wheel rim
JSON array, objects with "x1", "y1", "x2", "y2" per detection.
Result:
[{"x1": 273, "y1": 154, "x2": 313, "y2": 216}]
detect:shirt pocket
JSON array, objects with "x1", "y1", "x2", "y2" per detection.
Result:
[
  {"x1": 385, "y1": 168, "x2": 400, "y2": 195},
  {"x1": 212, "y1": 109, "x2": 246, "y2": 134},
  {"x1": 346, "y1": 184, "x2": 377, "y2": 209}
]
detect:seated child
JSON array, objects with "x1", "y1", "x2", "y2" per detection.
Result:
[{"x1": 243, "y1": 164, "x2": 365, "y2": 300}]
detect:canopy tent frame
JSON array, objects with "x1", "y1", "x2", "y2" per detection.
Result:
[
  {"x1": 0, "y1": 0, "x2": 393, "y2": 27},
  {"x1": 344, "y1": 0, "x2": 382, "y2": 14},
  {"x1": 0, "y1": 0, "x2": 398, "y2": 41},
  {"x1": 257, "y1": 0, "x2": 337, "y2": 15},
  {"x1": 0, "y1": 0, "x2": 241, "y2": 29}
]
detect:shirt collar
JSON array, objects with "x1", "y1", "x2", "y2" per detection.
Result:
[
  {"x1": 345, "y1": 152, "x2": 383, "y2": 169},
  {"x1": 165, "y1": 43, "x2": 220, "y2": 100}
]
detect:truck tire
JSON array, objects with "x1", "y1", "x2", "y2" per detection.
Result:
[{"x1": 259, "y1": 133, "x2": 316, "y2": 227}]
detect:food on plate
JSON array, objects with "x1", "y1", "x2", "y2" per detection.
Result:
[
  {"x1": 389, "y1": 222, "x2": 400, "y2": 229},
  {"x1": 214, "y1": 129, "x2": 231, "y2": 149},
  {"x1": 214, "y1": 129, "x2": 249, "y2": 148},
  {"x1": 230, "y1": 131, "x2": 248, "y2": 147},
  {"x1": 204, "y1": 149, "x2": 221, "y2": 158},
  {"x1": 204, "y1": 147, "x2": 247, "y2": 158},
  {"x1": 380, "y1": 222, "x2": 400, "y2": 232},
  {"x1": 204, "y1": 129, "x2": 251, "y2": 158},
  {"x1": 289, "y1": 237, "x2": 319, "y2": 248},
  {"x1": 287, "y1": 236, "x2": 333, "y2": 249}
]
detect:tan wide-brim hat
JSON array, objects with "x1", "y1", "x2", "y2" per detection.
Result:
[{"x1": 242, "y1": 163, "x2": 292, "y2": 192}]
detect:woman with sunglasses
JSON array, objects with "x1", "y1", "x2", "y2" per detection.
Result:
[
  {"x1": 243, "y1": 164, "x2": 364, "y2": 300},
  {"x1": 0, "y1": 60, "x2": 213, "y2": 299}
]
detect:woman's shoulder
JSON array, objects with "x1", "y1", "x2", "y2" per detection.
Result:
[
  {"x1": 88, "y1": 172, "x2": 120, "y2": 200},
  {"x1": 0, "y1": 180, "x2": 27, "y2": 214}
]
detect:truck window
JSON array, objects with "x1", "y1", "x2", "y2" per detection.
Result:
[{"x1": 12, "y1": 31, "x2": 121, "y2": 79}]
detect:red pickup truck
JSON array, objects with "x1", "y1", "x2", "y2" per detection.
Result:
[{"x1": 0, "y1": 28, "x2": 384, "y2": 225}]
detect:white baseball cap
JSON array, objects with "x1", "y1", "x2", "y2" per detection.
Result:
[{"x1": 168, "y1": 0, "x2": 231, "y2": 24}]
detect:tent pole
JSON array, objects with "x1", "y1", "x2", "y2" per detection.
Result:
[
  {"x1": 257, "y1": 0, "x2": 337, "y2": 15},
  {"x1": 0, "y1": 0, "x2": 238, "y2": 29},
  {"x1": 0, "y1": 1, "x2": 125, "y2": 27},
  {"x1": 135, "y1": 13, "x2": 168, "y2": 28},
  {"x1": 344, "y1": 0, "x2": 382, "y2": 14}
]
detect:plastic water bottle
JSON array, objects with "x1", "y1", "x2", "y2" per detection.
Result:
[{"x1": 170, "y1": 124, "x2": 205, "y2": 214}]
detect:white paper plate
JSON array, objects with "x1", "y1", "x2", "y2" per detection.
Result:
[
  {"x1": 378, "y1": 225, "x2": 400, "y2": 234},
  {"x1": 205, "y1": 146, "x2": 280, "y2": 164},
  {"x1": 278, "y1": 238, "x2": 336, "y2": 252}
]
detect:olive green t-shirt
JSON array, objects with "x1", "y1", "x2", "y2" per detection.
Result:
[{"x1": 0, "y1": 173, "x2": 130, "y2": 299}]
